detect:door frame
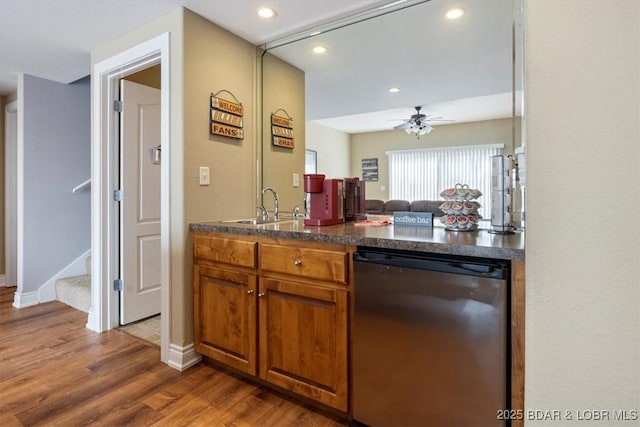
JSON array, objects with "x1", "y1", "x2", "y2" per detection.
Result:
[
  {"x1": 88, "y1": 33, "x2": 170, "y2": 363},
  {"x1": 4, "y1": 100, "x2": 19, "y2": 290}
]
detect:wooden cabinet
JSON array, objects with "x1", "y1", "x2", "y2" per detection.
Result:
[
  {"x1": 193, "y1": 233, "x2": 257, "y2": 268},
  {"x1": 260, "y1": 243, "x2": 349, "y2": 284},
  {"x1": 193, "y1": 264, "x2": 257, "y2": 375},
  {"x1": 259, "y1": 277, "x2": 348, "y2": 411},
  {"x1": 193, "y1": 232, "x2": 351, "y2": 412}
]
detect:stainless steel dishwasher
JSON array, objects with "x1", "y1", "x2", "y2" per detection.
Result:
[{"x1": 353, "y1": 248, "x2": 509, "y2": 427}]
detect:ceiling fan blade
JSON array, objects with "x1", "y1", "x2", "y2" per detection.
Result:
[{"x1": 393, "y1": 122, "x2": 412, "y2": 130}]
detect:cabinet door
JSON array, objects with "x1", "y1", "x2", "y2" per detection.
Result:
[
  {"x1": 258, "y1": 278, "x2": 348, "y2": 411},
  {"x1": 194, "y1": 264, "x2": 257, "y2": 375}
]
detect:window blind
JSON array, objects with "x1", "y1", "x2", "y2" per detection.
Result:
[{"x1": 387, "y1": 144, "x2": 504, "y2": 217}]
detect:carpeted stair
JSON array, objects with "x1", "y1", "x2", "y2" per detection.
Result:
[{"x1": 55, "y1": 255, "x2": 91, "y2": 313}]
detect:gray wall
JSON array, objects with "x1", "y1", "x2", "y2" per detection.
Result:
[{"x1": 22, "y1": 74, "x2": 90, "y2": 293}]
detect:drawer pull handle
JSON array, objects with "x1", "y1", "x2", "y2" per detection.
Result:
[
  {"x1": 247, "y1": 289, "x2": 254, "y2": 295},
  {"x1": 258, "y1": 292, "x2": 265, "y2": 298},
  {"x1": 294, "y1": 259, "x2": 302, "y2": 266}
]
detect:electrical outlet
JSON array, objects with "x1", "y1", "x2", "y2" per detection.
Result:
[
  {"x1": 199, "y1": 166, "x2": 210, "y2": 186},
  {"x1": 293, "y1": 173, "x2": 300, "y2": 187}
]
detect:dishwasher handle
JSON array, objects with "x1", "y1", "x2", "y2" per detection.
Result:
[{"x1": 353, "y1": 250, "x2": 508, "y2": 280}]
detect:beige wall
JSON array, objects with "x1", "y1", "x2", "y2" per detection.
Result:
[
  {"x1": 351, "y1": 117, "x2": 516, "y2": 200},
  {"x1": 183, "y1": 10, "x2": 257, "y2": 222},
  {"x1": 306, "y1": 121, "x2": 351, "y2": 179},
  {"x1": 123, "y1": 64, "x2": 161, "y2": 89},
  {"x1": 261, "y1": 52, "x2": 305, "y2": 213},
  {"x1": 182, "y1": 10, "x2": 260, "y2": 343},
  {"x1": 525, "y1": 0, "x2": 639, "y2": 422}
]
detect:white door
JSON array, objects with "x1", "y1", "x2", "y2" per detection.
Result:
[{"x1": 120, "y1": 80, "x2": 161, "y2": 324}]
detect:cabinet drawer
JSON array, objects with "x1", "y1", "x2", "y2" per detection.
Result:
[
  {"x1": 260, "y1": 243, "x2": 348, "y2": 284},
  {"x1": 194, "y1": 234, "x2": 257, "y2": 268}
]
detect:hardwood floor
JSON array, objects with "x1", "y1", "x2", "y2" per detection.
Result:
[{"x1": 0, "y1": 287, "x2": 347, "y2": 426}]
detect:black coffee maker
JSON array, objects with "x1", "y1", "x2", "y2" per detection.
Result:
[{"x1": 343, "y1": 177, "x2": 366, "y2": 221}]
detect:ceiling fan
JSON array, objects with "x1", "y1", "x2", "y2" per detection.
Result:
[{"x1": 391, "y1": 106, "x2": 452, "y2": 137}]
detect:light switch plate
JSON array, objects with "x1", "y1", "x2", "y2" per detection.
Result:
[
  {"x1": 199, "y1": 166, "x2": 210, "y2": 186},
  {"x1": 292, "y1": 173, "x2": 300, "y2": 187}
]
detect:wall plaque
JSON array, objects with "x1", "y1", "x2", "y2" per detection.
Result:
[
  {"x1": 211, "y1": 122, "x2": 244, "y2": 139},
  {"x1": 362, "y1": 158, "x2": 379, "y2": 181},
  {"x1": 271, "y1": 110, "x2": 294, "y2": 149},
  {"x1": 210, "y1": 90, "x2": 244, "y2": 140}
]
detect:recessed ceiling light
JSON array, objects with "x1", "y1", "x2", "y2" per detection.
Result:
[
  {"x1": 257, "y1": 7, "x2": 277, "y2": 19},
  {"x1": 445, "y1": 7, "x2": 465, "y2": 20},
  {"x1": 388, "y1": 87, "x2": 400, "y2": 93},
  {"x1": 312, "y1": 45, "x2": 327, "y2": 54}
]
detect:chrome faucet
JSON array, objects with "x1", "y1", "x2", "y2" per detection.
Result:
[
  {"x1": 292, "y1": 197, "x2": 307, "y2": 219},
  {"x1": 256, "y1": 206, "x2": 269, "y2": 221},
  {"x1": 261, "y1": 187, "x2": 279, "y2": 220}
]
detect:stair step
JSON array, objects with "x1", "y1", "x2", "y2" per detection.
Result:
[{"x1": 55, "y1": 274, "x2": 91, "y2": 313}]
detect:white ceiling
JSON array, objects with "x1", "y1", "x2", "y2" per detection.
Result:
[
  {"x1": 0, "y1": 0, "x2": 385, "y2": 94},
  {"x1": 0, "y1": 0, "x2": 520, "y2": 134},
  {"x1": 267, "y1": 0, "x2": 520, "y2": 133}
]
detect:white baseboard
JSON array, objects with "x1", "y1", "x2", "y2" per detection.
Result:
[
  {"x1": 13, "y1": 290, "x2": 39, "y2": 308},
  {"x1": 86, "y1": 308, "x2": 101, "y2": 332},
  {"x1": 167, "y1": 343, "x2": 201, "y2": 371},
  {"x1": 0, "y1": 274, "x2": 5, "y2": 286},
  {"x1": 39, "y1": 249, "x2": 91, "y2": 303}
]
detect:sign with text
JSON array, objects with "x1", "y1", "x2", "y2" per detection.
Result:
[
  {"x1": 211, "y1": 96, "x2": 244, "y2": 116},
  {"x1": 271, "y1": 113, "x2": 294, "y2": 148},
  {"x1": 272, "y1": 136, "x2": 294, "y2": 148},
  {"x1": 211, "y1": 122, "x2": 244, "y2": 139},
  {"x1": 210, "y1": 94, "x2": 244, "y2": 140},
  {"x1": 393, "y1": 211, "x2": 433, "y2": 227}
]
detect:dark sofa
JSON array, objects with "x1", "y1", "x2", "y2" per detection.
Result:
[{"x1": 365, "y1": 199, "x2": 442, "y2": 216}]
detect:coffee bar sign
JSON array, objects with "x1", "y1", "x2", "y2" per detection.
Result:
[
  {"x1": 271, "y1": 110, "x2": 294, "y2": 149},
  {"x1": 210, "y1": 91, "x2": 244, "y2": 140}
]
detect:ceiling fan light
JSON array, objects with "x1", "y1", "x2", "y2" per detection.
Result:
[{"x1": 395, "y1": 106, "x2": 438, "y2": 137}]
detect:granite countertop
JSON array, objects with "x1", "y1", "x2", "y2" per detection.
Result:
[{"x1": 190, "y1": 219, "x2": 524, "y2": 261}]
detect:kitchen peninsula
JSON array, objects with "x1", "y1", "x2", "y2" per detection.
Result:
[{"x1": 189, "y1": 220, "x2": 525, "y2": 425}]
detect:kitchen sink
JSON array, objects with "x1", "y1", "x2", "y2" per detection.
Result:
[{"x1": 222, "y1": 217, "x2": 296, "y2": 226}]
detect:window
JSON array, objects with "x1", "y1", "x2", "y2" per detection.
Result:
[
  {"x1": 387, "y1": 144, "x2": 504, "y2": 217},
  {"x1": 305, "y1": 149, "x2": 317, "y2": 174}
]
